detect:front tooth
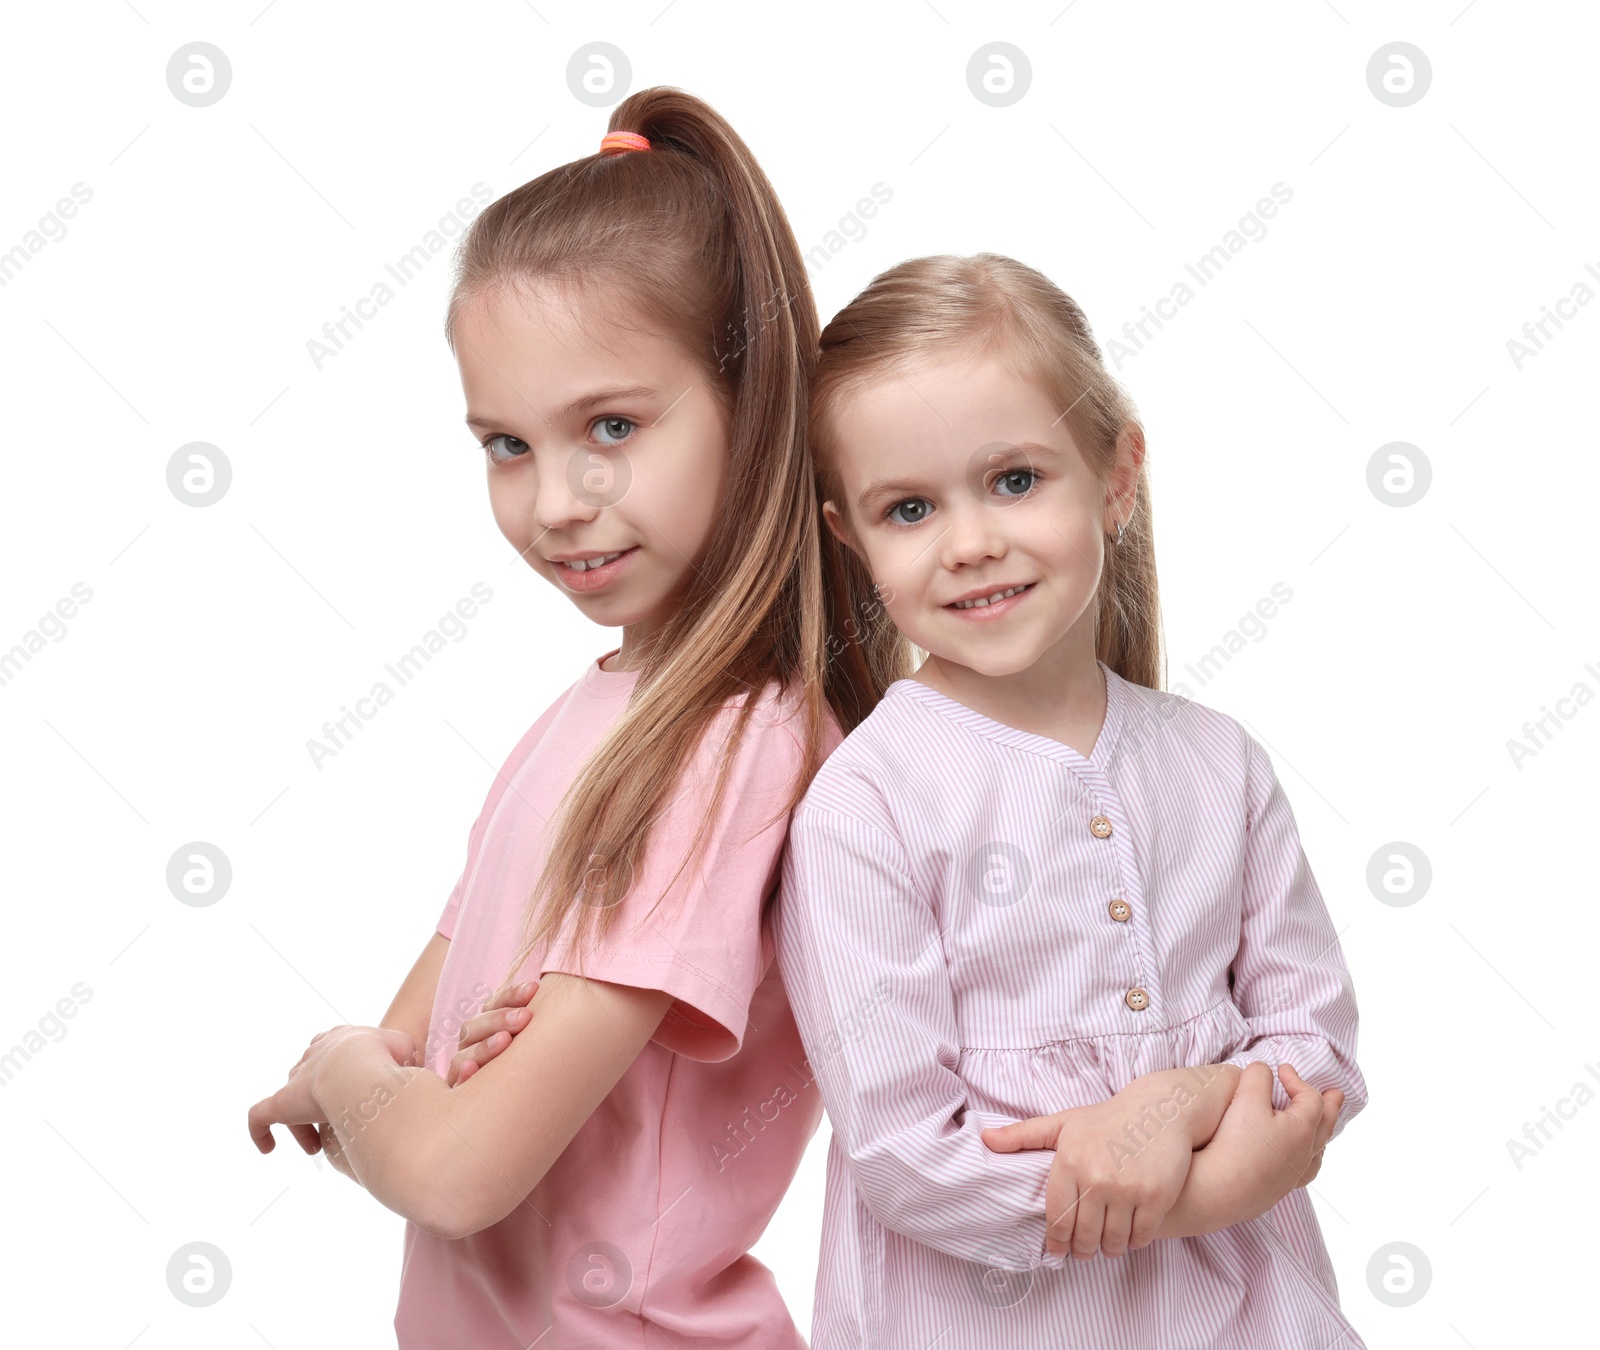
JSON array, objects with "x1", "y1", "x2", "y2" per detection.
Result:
[{"x1": 958, "y1": 584, "x2": 1025, "y2": 609}]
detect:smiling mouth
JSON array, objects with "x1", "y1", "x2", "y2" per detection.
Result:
[
  {"x1": 948, "y1": 583, "x2": 1034, "y2": 610},
  {"x1": 558, "y1": 550, "x2": 629, "y2": 572}
]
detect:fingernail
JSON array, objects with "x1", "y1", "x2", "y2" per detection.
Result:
[{"x1": 508, "y1": 1008, "x2": 528, "y2": 1025}]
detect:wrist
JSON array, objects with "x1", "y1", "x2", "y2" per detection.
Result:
[{"x1": 311, "y1": 1030, "x2": 395, "y2": 1118}]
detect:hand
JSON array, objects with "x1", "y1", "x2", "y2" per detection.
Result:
[
  {"x1": 1183, "y1": 1061, "x2": 1342, "y2": 1228},
  {"x1": 247, "y1": 1025, "x2": 419, "y2": 1155},
  {"x1": 447, "y1": 981, "x2": 538, "y2": 1086},
  {"x1": 982, "y1": 1073, "x2": 1206, "y2": 1261}
]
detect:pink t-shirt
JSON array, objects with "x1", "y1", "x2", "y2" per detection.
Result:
[{"x1": 394, "y1": 649, "x2": 841, "y2": 1349}]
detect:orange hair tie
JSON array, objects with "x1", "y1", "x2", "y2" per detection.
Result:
[{"x1": 599, "y1": 131, "x2": 650, "y2": 156}]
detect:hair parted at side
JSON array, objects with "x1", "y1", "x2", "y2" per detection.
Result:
[
  {"x1": 443, "y1": 87, "x2": 871, "y2": 996},
  {"x1": 810, "y1": 252, "x2": 1167, "y2": 694}
]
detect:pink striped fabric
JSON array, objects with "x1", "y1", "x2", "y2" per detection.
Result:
[{"x1": 774, "y1": 660, "x2": 1369, "y2": 1348}]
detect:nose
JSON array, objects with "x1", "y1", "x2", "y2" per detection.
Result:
[
  {"x1": 532, "y1": 445, "x2": 604, "y2": 533},
  {"x1": 936, "y1": 498, "x2": 1007, "y2": 570}
]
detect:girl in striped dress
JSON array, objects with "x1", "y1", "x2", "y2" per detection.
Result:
[{"x1": 771, "y1": 252, "x2": 1369, "y2": 1349}]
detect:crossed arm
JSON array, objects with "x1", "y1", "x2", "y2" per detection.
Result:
[{"x1": 251, "y1": 933, "x2": 671, "y2": 1240}]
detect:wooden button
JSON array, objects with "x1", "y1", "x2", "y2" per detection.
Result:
[
  {"x1": 1089, "y1": 815, "x2": 1112, "y2": 839},
  {"x1": 1108, "y1": 898, "x2": 1131, "y2": 922},
  {"x1": 1124, "y1": 987, "x2": 1149, "y2": 1011}
]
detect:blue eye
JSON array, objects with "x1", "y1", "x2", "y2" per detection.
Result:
[
  {"x1": 593, "y1": 416, "x2": 635, "y2": 445},
  {"x1": 886, "y1": 497, "x2": 932, "y2": 526},
  {"x1": 993, "y1": 468, "x2": 1036, "y2": 497},
  {"x1": 483, "y1": 434, "x2": 530, "y2": 462}
]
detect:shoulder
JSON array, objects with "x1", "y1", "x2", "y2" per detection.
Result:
[
  {"x1": 675, "y1": 676, "x2": 831, "y2": 803},
  {"x1": 791, "y1": 684, "x2": 928, "y2": 832},
  {"x1": 484, "y1": 673, "x2": 588, "y2": 789},
  {"x1": 1112, "y1": 668, "x2": 1260, "y2": 775}
]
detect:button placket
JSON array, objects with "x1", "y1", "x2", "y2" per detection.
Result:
[{"x1": 1086, "y1": 799, "x2": 1152, "y2": 1016}]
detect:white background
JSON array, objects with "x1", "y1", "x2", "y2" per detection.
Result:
[{"x1": 2, "y1": 1, "x2": 1595, "y2": 1346}]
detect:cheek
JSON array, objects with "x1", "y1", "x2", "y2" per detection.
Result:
[
  {"x1": 1030, "y1": 511, "x2": 1102, "y2": 575},
  {"x1": 486, "y1": 475, "x2": 527, "y2": 541},
  {"x1": 639, "y1": 437, "x2": 726, "y2": 555}
]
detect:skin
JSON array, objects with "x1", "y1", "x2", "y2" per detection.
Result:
[
  {"x1": 247, "y1": 281, "x2": 737, "y2": 1237},
  {"x1": 456, "y1": 277, "x2": 732, "y2": 671},
  {"x1": 820, "y1": 349, "x2": 1135, "y2": 752}
]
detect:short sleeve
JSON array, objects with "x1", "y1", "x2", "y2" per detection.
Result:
[
  {"x1": 436, "y1": 694, "x2": 569, "y2": 942},
  {"x1": 537, "y1": 694, "x2": 808, "y2": 1063},
  {"x1": 432, "y1": 831, "x2": 467, "y2": 940},
  {"x1": 435, "y1": 808, "x2": 484, "y2": 941}
]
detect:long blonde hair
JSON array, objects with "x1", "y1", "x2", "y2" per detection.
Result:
[
  {"x1": 445, "y1": 88, "x2": 868, "y2": 991},
  {"x1": 809, "y1": 252, "x2": 1166, "y2": 693}
]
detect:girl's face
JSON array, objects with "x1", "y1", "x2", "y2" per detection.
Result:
[
  {"x1": 455, "y1": 281, "x2": 730, "y2": 660},
  {"x1": 821, "y1": 351, "x2": 1137, "y2": 684}
]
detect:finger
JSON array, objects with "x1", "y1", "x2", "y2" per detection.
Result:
[
  {"x1": 1278, "y1": 1067, "x2": 1326, "y2": 1122},
  {"x1": 483, "y1": 980, "x2": 538, "y2": 1013},
  {"x1": 248, "y1": 1099, "x2": 278, "y2": 1154},
  {"x1": 1071, "y1": 1190, "x2": 1106, "y2": 1261},
  {"x1": 456, "y1": 1058, "x2": 479, "y2": 1085},
  {"x1": 448, "y1": 1030, "x2": 510, "y2": 1087},
  {"x1": 1099, "y1": 1201, "x2": 1135, "y2": 1259},
  {"x1": 1236, "y1": 1060, "x2": 1274, "y2": 1102},
  {"x1": 289, "y1": 1123, "x2": 322, "y2": 1154},
  {"x1": 376, "y1": 1028, "x2": 419, "y2": 1067},
  {"x1": 1128, "y1": 1201, "x2": 1163, "y2": 1251},
  {"x1": 456, "y1": 1005, "x2": 531, "y2": 1052},
  {"x1": 1316, "y1": 1090, "x2": 1343, "y2": 1145},
  {"x1": 1044, "y1": 1166, "x2": 1080, "y2": 1257},
  {"x1": 981, "y1": 1115, "x2": 1062, "y2": 1153}
]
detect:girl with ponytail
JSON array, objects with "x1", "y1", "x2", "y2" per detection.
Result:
[{"x1": 247, "y1": 89, "x2": 862, "y2": 1348}]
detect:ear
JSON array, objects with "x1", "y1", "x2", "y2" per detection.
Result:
[
  {"x1": 1105, "y1": 422, "x2": 1145, "y2": 531},
  {"x1": 821, "y1": 499, "x2": 859, "y2": 555}
]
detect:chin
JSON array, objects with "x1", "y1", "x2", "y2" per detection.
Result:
[{"x1": 948, "y1": 641, "x2": 1044, "y2": 678}]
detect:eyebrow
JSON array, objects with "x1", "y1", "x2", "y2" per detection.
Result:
[
  {"x1": 856, "y1": 477, "x2": 929, "y2": 511},
  {"x1": 855, "y1": 442, "x2": 1064, "y2": 511},
  {"x1": 465, "y1": 384, "x2": 659, "y2": 432}
]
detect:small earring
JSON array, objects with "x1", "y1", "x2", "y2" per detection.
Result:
[{"x1": 1110, "y1": 518, "x2": 1125, "y2": 545}]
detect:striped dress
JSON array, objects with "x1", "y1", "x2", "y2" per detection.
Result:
[{"x1": 774, "y1": 660, "x2": 1368, "y2": 1349}]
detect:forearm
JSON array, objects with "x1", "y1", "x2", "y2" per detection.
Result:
[
  {"x1": 317, "y1": 1120, "x2": 360, "y2": 1183},
  {"x1": 1151, "y1": 1146, "x2": 1249, "y2": 1239},
  {"x1": 1113, "y1": 1062, "x2": 1241, "y2": 1151},
  {"x1": 313, "y1": 1040, "x2": 454, "y2": 1235}
]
